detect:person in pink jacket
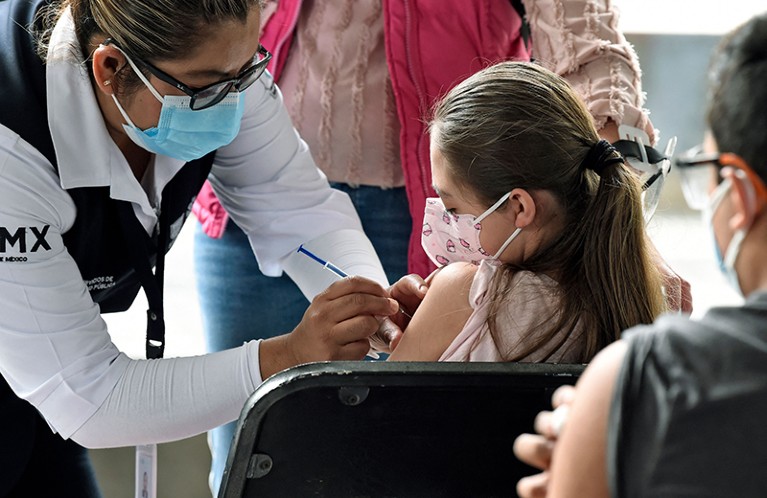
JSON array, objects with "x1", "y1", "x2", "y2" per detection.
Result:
[
  {"x1": 194, "y1": 0, "x2": 660, "y2": 276},
  {"x1": 192, "y1": 1, "x2": 685, "y2": 493}
]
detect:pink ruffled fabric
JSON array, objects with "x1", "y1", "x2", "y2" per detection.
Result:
[{"x1": 526, "y1": 0, "x2": 656, "y2": 144}]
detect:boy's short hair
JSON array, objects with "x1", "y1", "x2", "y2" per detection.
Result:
[{"x1": 707, "y1": 12, "x2": 767, "y2": 179}]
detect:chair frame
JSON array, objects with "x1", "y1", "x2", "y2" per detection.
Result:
[{"x1": 219, "y1": 361, "x2": 584, "y2": 498}]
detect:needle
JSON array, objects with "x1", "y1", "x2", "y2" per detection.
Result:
[{"x1": 296, "y1": 245, "x2": 412, "y2": 318}]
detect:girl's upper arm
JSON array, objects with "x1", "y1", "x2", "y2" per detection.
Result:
[
  {"x1": 548, "y1": 340, "x2": 629, "y2": 498},
  {"x1": 387, "y1": 262, "x2": 478, "y2": 361}
]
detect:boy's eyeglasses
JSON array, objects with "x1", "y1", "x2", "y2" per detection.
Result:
[
  {"x1": 675, "y1": 145, "x2": 767, "y2": 210},
  {"x1": 104, "y1": 39, "x2": 272, "y2": 111}
]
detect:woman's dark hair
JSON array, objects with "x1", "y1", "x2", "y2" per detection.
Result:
[
  {"x1": 36, "y1": 0, "x2": 262, "y2": 96},
  {"x1": 430, "y1": 62, "x2": 665, "y2": 362}
]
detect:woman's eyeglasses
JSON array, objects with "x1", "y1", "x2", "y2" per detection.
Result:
[
  {"x1": 104, "y1": 39, "x2": 272, "y2": 111},
  {"x1": 675, "y1": 146, "x2": 767, "y2": 210}
]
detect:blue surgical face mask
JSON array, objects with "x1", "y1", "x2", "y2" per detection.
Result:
[
  {"x1": 110, "y1": 50, "x2": 245, "y2": 162},
  {"x1": 703, "y1": 178, "x2": 746, "y2": 295}
]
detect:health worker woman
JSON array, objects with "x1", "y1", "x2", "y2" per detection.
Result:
[{"x1": 0, "y1": 0, "x2": 417, "y2": 495}]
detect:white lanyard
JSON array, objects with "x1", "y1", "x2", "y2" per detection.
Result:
[{"x1": 135, "y1": 444, "x2": 157, "y2": 498}]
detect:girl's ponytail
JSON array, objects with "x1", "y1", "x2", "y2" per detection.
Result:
[{"x1": 574, "y1": 141, "x2": 666, "y2": 357}]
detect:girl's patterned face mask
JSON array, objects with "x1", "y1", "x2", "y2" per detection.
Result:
[{"x1": 420, "y1": 194, "x2": 521, "y2": 267}]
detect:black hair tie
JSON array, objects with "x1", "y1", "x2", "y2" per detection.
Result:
[{"x1": 581, "y1": 139, "x2": 624, "y2": 176}]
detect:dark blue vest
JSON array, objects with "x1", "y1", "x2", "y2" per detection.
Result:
[{"x1": 0, "y1": 3, "x2": 215, "y2": 486}]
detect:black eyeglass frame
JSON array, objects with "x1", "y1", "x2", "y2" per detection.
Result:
[
  {"x1": 674, "y1": 147, "x2": 725, "y2": 171},
  {"x1": 104, "y1": 38, "x2": 272, "y2": 111},
  {"x1": 674, "y1": 146, "x2": 767, "y2": 210}
]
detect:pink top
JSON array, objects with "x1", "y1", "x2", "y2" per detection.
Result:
[
  {"x1": 439, "y1": 261, "x2": 585, "y2": 363},
  {"x1": 278, "y1": 0, "x2": 403, "y2": 187}
]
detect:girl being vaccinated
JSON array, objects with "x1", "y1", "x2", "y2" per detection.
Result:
[{"x1": 388, "y1": 62, "x2": 667, "y2": 363}]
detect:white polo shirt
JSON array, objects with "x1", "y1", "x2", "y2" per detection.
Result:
[{"x1": 0, "y1": 9, "x2": 385, "y2": 445}]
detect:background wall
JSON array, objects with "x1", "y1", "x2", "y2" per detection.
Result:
[{"x1": 628, "y1": 33, "x2": 721, "y2": 211}]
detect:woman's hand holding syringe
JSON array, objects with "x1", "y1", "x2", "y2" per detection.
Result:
[{"x1": 296, "y1": 246, "x2": 426, "y2": 356}]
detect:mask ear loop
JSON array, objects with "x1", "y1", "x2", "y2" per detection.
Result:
[
  {"x1": 473, "y1": 191, "x2": 522, "y2": 260},
  {"x1": 475, "y1": 191, "x2": 512, "y2": 224},
  {"x1": 110, "y1": 93, "x2": 140, "y2": 129},
  {"x1": 722, "y1": 169, "x2": 753, "y2": 272},
  {"x1": 708, "y1": 177, "x2": 733, "y2": 214},
  {"x1": 100, "y1": 43, "x2": 165, "y2": 103},
  {"x1": 491, "y1": 227, "x2": 523, "y2": 259},
  {"x1": 738, "y1": 168, "x2": 758, "y2": 214},
  {"x1": 101, "y1": 43, "x2": 165, "y2": 130}
]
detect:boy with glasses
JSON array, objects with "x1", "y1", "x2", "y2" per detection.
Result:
[{"x1": 515, "y1": 11, "x2": 767, "y2": 498}]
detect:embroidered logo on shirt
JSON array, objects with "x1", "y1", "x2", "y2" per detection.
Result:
[
  {"x1": 0, "y1": 225, "x2": 52, "y2": 260},
  {"x1": 85, "y1": 275, "x2": 116, "y2": 291}
]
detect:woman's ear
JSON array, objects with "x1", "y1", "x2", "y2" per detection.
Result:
[
  {"x1": 507, "y1": 188, "x2": 536, "y2": 229},
  {"x1": 91, "y1": 43, "x2": 126, "y2": 95},
  {"x1": 724, "y1": 167, "x2": 757, "y2": 230}
]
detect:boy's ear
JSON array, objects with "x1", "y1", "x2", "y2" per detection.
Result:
[
  {"x1": 91, "y1": 43, "x2": 126, "y2": 95},
  {"x1": 507, "y1": 188, "x2": 536, "y2": 229},
  {"x1": 724, "y1": 167, "x2": 757, "y2": 230}
]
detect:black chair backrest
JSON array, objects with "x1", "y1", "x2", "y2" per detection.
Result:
[{"x1": 219, "y1": 361, "x2": 584, "y2": 498}]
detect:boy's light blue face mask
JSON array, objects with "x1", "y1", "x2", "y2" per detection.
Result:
[
  {"x1": 110, "y1": 47, "x2": 245, "y2": 162},
  {"x1": 703, "y1": 177, "x2": 747, "y2": 295}
]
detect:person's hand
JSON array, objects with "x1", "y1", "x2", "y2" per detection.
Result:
[
  {"x1": 390, "y1": 273, "x2": 430, "y2": 318},
  {"x1": 514, "y1": 385, "x2": 577, "y2": 498},
  {"x1": 260, "y1": 276, "x2": 399, "y2": 378},
  {"x1": 659, "y1": 258, "x2": 693, "y2": 314},
  {"x1": 292, "y1": 275, "x2": 399, "y2": 361},
  {"x1": 370, "y1": 273, "x2": 431, "y2": 352},
  {"x1": 646, "y1": 236, "x2": 693, "y2": 313}
]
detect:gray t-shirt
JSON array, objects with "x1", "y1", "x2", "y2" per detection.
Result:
[{"x1": 607, "y1": 292, "x2": 767, "y2": 498}]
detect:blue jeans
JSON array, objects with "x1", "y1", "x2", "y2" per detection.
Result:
[{"x1": 193, "y1": 184, "x2": 411, "y2": 495}]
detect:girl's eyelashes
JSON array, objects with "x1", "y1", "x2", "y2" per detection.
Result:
[{"x1": 439, "y1": 198, "x2": 456, "y2": 214}]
